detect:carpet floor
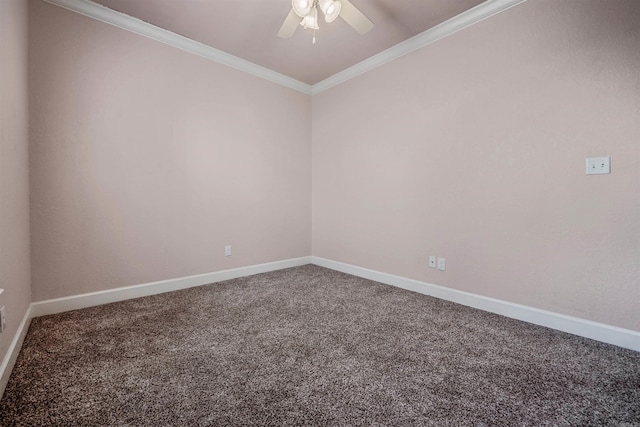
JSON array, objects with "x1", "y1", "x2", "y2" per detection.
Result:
[{"x1": 1, "y1": 265, "x2": 639, "y2": 426}]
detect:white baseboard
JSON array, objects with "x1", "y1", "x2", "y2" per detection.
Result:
[
  {"x1": 311, "y1": 256, "x2": 640, "y2": 352},
  {"x1": 31, "y1": 257, "x2": 312, "y2": 317},
  {"x1": 3, "y1": 254, "x2": 637, "y2": 400},
  {"x1": 0, "y1": 304, "x2": 32, "y2": 398},
  {"x1": 1, "y1": 257, "x2": 312, "y2": 400}
]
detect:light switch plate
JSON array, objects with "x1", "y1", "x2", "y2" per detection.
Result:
[
  {"x1": 586, "y1": 157, "x2": 610, "y2": 175},
  {"x1": 429, "y1": 256, "x2": 437, "y2": 268},
  {"x1": 0, "y1": 306, "x2": 5, "y2": 333}
]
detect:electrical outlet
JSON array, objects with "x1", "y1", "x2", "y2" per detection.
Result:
[
  {"x1": 429, "y1": 256, "x2": 437, "y2": 268},
  {"x1": 0, "y1": 306, "x2": 6, "y2": 333},
  {"x1": 586, "y1": 157, "x2": 610, "y2": 175},
  {"x1": 437, "y1": 258, "x2": 446, "y2": 271},
  {"x1": 224, "y1": 245, "x2": 232, "y2": 256}
]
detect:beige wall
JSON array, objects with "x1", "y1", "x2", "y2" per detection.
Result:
[
  {"x1": 312, "y1": 0, "x2": 640, "y2": 331},
  {"x1": 5, "y1": 0, "x2": 639, "y2": 345},
  {"x1": 29, "y1": 0, "x2": 312, "y2": 301},
  {"x1": 0, "y1": 0, "x2": 32, "y2": 363}
]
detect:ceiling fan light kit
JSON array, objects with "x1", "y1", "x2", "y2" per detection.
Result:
[
  {"x1": 301, "y1": 6, "x2": 319, "y2": 30},
  {"x1": 292, "y1": 0, "x2": 312, "y2": 18},
  {"x1": 278, "y1": 0, "x2": 373, "y2": 42},
  {"x1": 318, "y1": 0, "x2": 342, "y2": 23}
]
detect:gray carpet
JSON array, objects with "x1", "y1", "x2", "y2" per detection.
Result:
[{"x1": 1, "y1": 265, "x2": 639, "y2": 426}]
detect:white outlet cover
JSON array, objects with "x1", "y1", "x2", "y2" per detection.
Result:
[
  {"x1": 437, "y1": 258, "x2": 446, "y2": 271},
  {"x1": 586, "y1": 157, "x2": 610, "y2": 175},
  {"x1": 224, "y1": 245, "x2": 232, "y2": 256}
]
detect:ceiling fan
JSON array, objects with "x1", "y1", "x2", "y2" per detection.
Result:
[{"x1": 277, "y1": 0, "x2": 373, "y2": 43}]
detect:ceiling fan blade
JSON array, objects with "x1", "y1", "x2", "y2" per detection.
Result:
[
  {"x1": 339, "y1": 0, "x2": 373, "y2": 34},
  {"x1": 277, "y1": 9, "x2": 300, "y2": 38}
]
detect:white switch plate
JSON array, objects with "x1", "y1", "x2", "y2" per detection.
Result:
[
  {"x1": 0, "y1": 306, "x2": 6, "y2": 333},
  {"x1": 429, "y1": 256, "x2": 437, "y2": 268},
  {"x1": 224, "y1": 245, "x2": 232, "y2": 256},
  {"x1": 437, "y1": 258, "x2": 446, "y2": 271},
  {"x1": 586, "y1": 157, "x2": 610, "y2": 175}
]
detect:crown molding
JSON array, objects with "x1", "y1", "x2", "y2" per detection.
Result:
[
  {"x1": 42, "y1": 0, "x2": 313, "y2": 95},
  {"x1": 42, "y1": 0, "x2": 527, "y2": 97},
  {"x1": 311, "y1": 0, "x2": 528, "y2": 95}
]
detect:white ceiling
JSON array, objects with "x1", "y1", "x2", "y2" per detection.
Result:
[{"x1": 90, "y1": 0, "x2": 487, "y2": 85}]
